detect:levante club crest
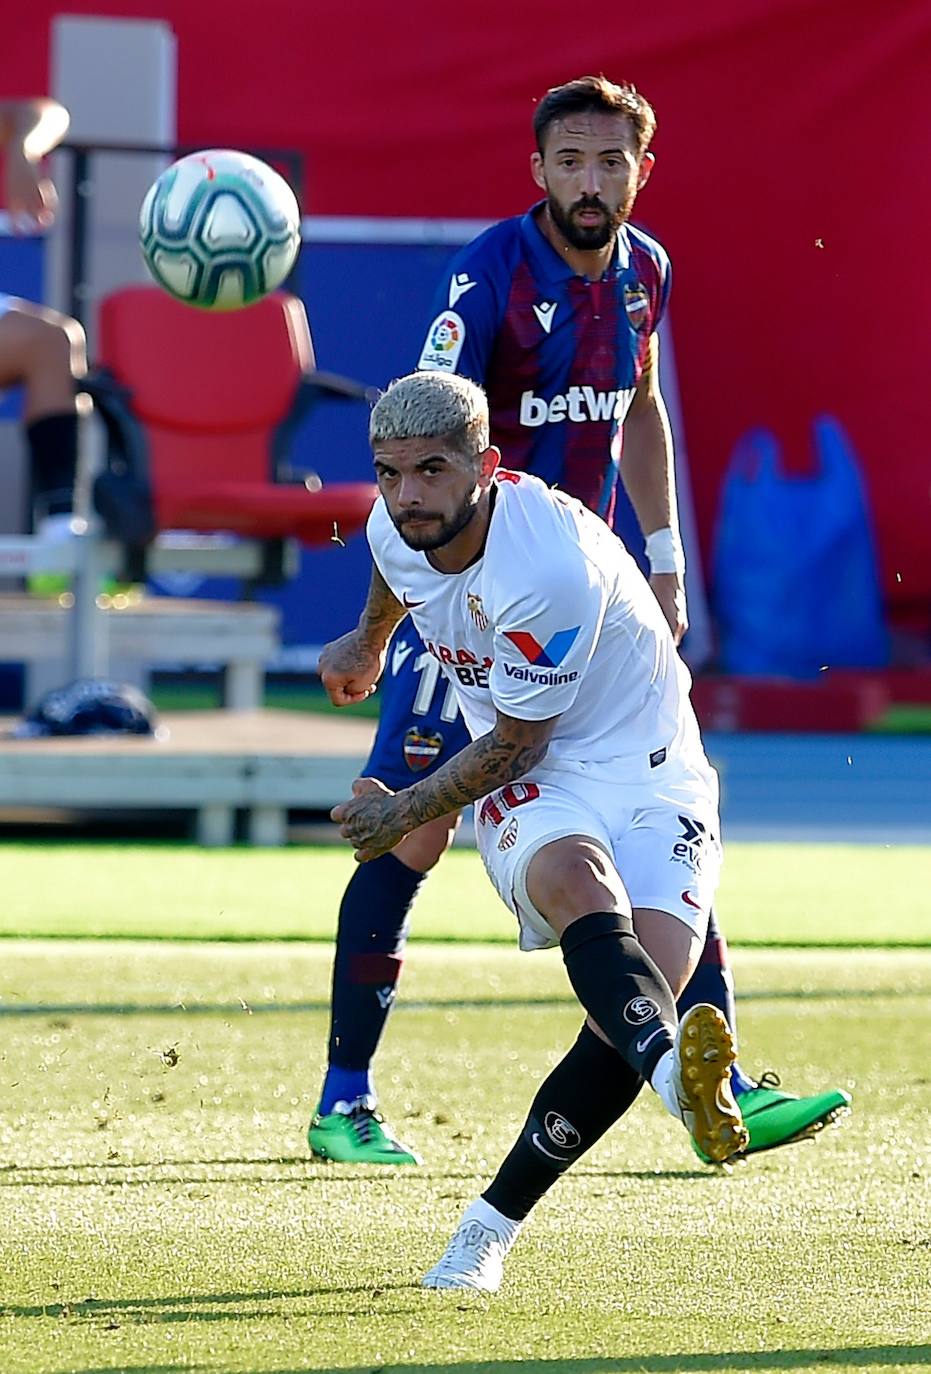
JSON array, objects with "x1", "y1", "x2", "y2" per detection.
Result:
[
  {"x1": 403, "y1": 726, "x2": 444, "y2": 771},
  {"x1": 624, "y1": 282, "x2": 650, "y2": 330}
]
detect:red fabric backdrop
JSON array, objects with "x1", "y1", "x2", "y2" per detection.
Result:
[{"x1": 4, "y1": 0, "x2": 931, "y2": 613}]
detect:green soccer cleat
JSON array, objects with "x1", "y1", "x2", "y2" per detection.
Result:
[
  {"x1": 308, "y1": 1101, "x2": 422, "y2": 1165},
  {"x1": 692, "y1": 1072, "x2": 852, "y2": 1164}
]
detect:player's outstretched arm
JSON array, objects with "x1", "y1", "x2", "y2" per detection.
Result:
[
  {"x1": 332, "y1": 710, "x2": 558, "y2": 861},
  {"x1": 620, "y1": 334, "x2": 688, "y2": 644},
  {"x1": 318, "y1": 565, "x2": 406, "y2": 707}
]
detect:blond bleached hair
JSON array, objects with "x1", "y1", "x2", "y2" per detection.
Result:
[{"x1": 369, "y1": 372, "x2": 490, "y2": 459}]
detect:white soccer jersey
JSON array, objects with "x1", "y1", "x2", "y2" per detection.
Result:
[{"x1": 367, "y1": 470, "x2": 704, "y2": 780}]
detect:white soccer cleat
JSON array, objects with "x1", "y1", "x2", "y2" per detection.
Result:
[
  {"x1": 422, "y1": 1206, "x2": 519, "y2": 1293},
  {"x1": 673, "y1": 1004, "x2": 749, "y2": 1163}
]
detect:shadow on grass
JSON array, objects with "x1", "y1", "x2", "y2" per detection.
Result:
[
  {"x1": 54, "y1": 1345, "x2": 931, "y2": 1373},
  {"x1": 0, "y1": 985, "x2": 903, "y2": 1018},
  {"x1": 0, "y1": 1158, "x2": 712, "y2": 1187},
  {"x1": 1, "y1": 1281, "x2": 413, "y2": 1323}
]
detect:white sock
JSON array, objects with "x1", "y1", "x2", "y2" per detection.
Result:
[
  {"x1": 463, "y1": 1196, "x2": 522, "y2": 1247},
  {"x1": 332, "y1": 1093, "x2": 377, "y2": 1114},
  {"x1": 650, "y1": 1046, "x2": 682, "y2": 1121}
]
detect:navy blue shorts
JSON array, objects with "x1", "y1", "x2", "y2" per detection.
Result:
[{"x1": 364, "y1": 620, "x2": 471, "y2": 791}]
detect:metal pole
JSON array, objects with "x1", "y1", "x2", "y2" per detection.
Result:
[{"x1": 69, "y1": 147, "x2": 91, "y2": 329}]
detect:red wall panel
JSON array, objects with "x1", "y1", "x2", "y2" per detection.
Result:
[{"x1": 4, "y1": 0, "x2": 930, "y2": 609}]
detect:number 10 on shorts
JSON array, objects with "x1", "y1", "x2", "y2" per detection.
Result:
[{"x1": 477, "y1": 782, "x2": 541, "y2": 829}]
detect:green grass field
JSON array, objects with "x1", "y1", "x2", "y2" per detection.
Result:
[
  {"x1": 1, "y1": 939, "x2": 929, "y2": 1374},
  {"x1": 1, "y1": 839, "x2": 929, "y2": 1372},
  {"x1": 0, "y1": 841, "x2": 928, "y2": 945}
]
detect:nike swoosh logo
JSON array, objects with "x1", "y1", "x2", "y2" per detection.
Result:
[
  {"x1": 681, "y1": 890, "x2": 702, "y2": 910},
  {"x1": 530, "y1": 1132, "x2": 570, "y2": 1162},
  {"x1": 402, "y1": 592, "x2": 425, "y2": 608},
  {"x1": 635, "y1": 1027, "x2": 665, "y2": 1055}
]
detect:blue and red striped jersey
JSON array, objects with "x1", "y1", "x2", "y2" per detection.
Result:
[{"x1": 417, "y1": 201, "x2": 670, "y2": 527}]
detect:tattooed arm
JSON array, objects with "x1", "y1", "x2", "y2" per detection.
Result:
[
  {"x1": 332, "y1": 710, "x2": 557, "y2": 861},
  {"x1": 318, "y1": 565, "x2": 407, "y2": 706}
]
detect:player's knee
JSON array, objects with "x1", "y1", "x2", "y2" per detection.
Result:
[
  {"x1": 526, "y1": 837, "x2": 629, "y2": 929},
  {"x1": 393, "y1": 812, "x2": 459, "y2": 872}
]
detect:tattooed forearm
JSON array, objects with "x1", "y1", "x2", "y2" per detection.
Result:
[
  {"x1": 401, "y1": 712, "x2": 557, "y2": 828},
  {"x1": 318, "y1": 566, "x2": 407, "y2": 706},
  {"x1": 358, "y1": 565, "x2": 406, "y2": 648}
]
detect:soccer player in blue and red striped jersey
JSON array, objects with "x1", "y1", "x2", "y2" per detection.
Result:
[
  {"x1": 309, "y1": 75, "x2": 849, "y2": 1166},
  {"x1": 416, "y1": 159, "x2": 671, "y2": 535}
]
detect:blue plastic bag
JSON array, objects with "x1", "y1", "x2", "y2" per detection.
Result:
[{"x1": 713, "y1": 416, "x2": 888, "y2": 676}]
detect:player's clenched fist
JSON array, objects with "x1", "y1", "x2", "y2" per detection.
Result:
[
  {"x1": 331, "y1": 777, "x2": 410, "y2": 862},
  {"x1": 318, "y1": 630, "x2": 385, "y2": 707}
]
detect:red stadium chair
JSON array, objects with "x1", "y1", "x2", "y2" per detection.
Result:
[{"x1": 86, "y1": 285, "x2": 377, "y2": 579}]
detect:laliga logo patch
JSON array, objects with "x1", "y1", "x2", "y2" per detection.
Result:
[
  {"x1": 544, "y1": 1111, "x2": 581, "y2": 1149},
  {"x1": 430, "y1": 315, "x2": 461, "y2": 351},
  {"x1": 403, "y1": 726, "x2": 443, "y2": 772},
  {"x1": 503, "y1": 626, "x2": 580, "y2": 668},
  {"x1": 497, "y1": 817, "x2": 519, "y2": 851},
  {"x1": 623, "y1": 995, "x2": 660, "y2": 1025},
  {"x1": 624, "y1": 282, "x2": 650, "y2": 330},
  {"x1": 418, "y1": 310, "x2": 465, "y2": 371}
]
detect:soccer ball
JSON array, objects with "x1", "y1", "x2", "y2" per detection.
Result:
[{"x1": 139, "y1": 149, "x2": 301, "y2": 310}]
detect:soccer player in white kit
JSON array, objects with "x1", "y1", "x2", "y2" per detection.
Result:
[{"x1": 323, "y1": 371, "x2": 748, "y2": 1292}]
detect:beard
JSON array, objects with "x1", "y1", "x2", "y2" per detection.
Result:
[
  {"x1": 393, "y1": 493, "x2": 479, "y2": 551},
  {"x1": 547, "y1": 191, "x2": 630, "y2": 251}
]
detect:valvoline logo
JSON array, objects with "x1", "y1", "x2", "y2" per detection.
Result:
[{"x1": 503, "y1": 626, "x2": 580, "y2": 668}]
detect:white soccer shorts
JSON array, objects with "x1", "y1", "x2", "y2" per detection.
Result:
[{"x1": 474, "y1": 755, "x2": 723, "y2": 952}]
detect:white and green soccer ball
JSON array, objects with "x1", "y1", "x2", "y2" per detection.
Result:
[{"x1": 139, "y1": 149, "x2": 301, "y2": 310}]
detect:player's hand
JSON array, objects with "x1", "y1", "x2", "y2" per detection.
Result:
[
  {"x1": 5, "y1": 149, "x2": 58, "y2": 231},
  {"x1": 318, "y1": 630, "x2": 385, "y2": 707},
  {"x1": 650, "y1": 572, "x2": 688, "y2": 645},
  {"x1": 331, "y1": 777, "x2": 410, "y2": 861}
]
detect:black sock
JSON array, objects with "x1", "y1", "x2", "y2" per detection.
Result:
[
  {"x1": 484, "y1": 1023, "x2": 642, "y2": 1221},
  {"x1": 560, "y1": 911, "x2": 677, "y2": 1080},
  {"x1": 320, "y1": 852, "x2": 424, "y2": 1111},
  {"x1": 27, "y1": 412, "x2": 78, "y2": 520}
]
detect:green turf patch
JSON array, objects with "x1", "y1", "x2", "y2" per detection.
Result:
[
  {"x1": 0, "y1": 841, "x2": 927, "y2": 946},
  {"x1": 869, "y1": 703, "x2": 931, "y2": 733},
  {"x1": 0, "y1": 943, "x2": 927, "y2": 1373},
  {"x1": 151, "y1": 676, "x2": 380, "y2": 717}
]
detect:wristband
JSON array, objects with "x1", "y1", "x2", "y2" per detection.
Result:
[{"x1": 644, "y1": 526, "x2": 685, "y2": 577}]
